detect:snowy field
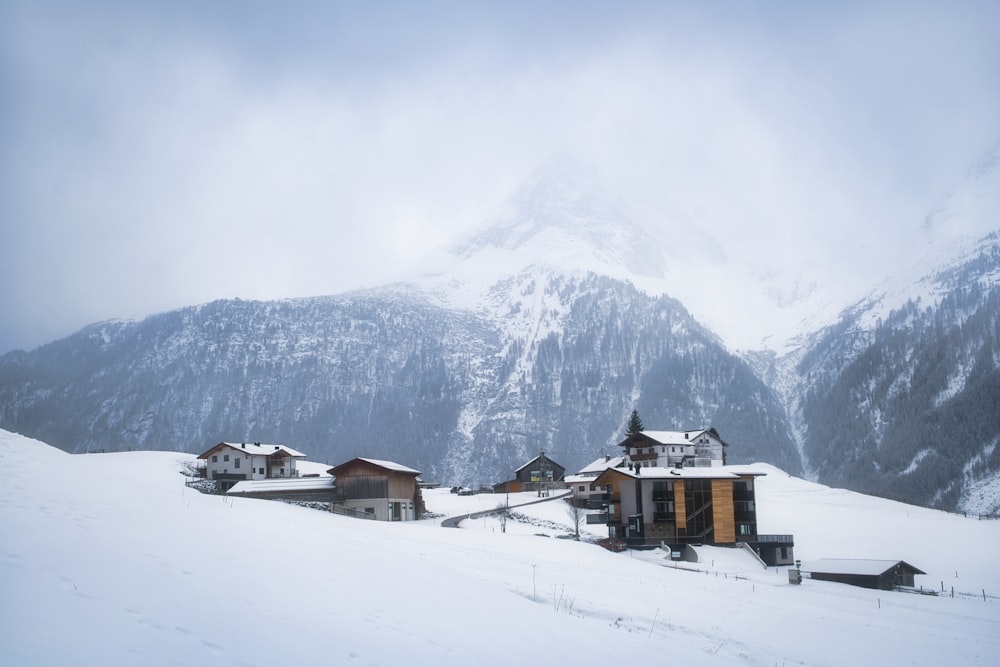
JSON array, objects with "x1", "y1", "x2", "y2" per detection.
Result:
[{"x1": 2, "y1": 429, "x2": 998, "y2": 666}]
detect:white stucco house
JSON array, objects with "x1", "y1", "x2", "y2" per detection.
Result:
[
  {"x1": 198, "y1": 441, "x2": 307, "y2": 491},
  {"x1": 565, "y1": 455, "x2": 625, "y2": 506},
  {"x1": 618, "y1": 427, "x2": 727, "y2": 468}
]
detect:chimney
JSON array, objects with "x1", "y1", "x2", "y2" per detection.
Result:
[
  {"x1": 605, "y1": 454, "x2": 610, "y2": 462},
  {"x1": 684, "y1": 433, "x2": 688, "y2": 440},
  {"x1": 241, "y1": 443, "x2": 245, "y2": 449}
]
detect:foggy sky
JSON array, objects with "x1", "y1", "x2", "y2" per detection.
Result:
[{"x1": 2, "y1": 1, "x2": 998, "y2": 353}]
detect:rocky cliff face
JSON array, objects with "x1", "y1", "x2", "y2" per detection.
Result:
[{"x1": 0, "y1": 273, "x2": 801, "y2": 484}]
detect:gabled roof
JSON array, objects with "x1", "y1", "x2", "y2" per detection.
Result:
[
  {"x1": 620, "y1": 428, "x2": 726, "y2": 448},
  {"x1": 328, "y1": 457, "x2": 421, "y2": 476},
  {"x1": 198, "y1": 442, "x2": 306, "y2": 460},
  {"x1": 578, "y1": 455, "x2": 625, "y2": 475},
  {"x1": 515, "y1": 454, "x2": 565, "y2": 473},
  {"x1": 801, "y1": 559, "x2": 926, "y2": 576}
]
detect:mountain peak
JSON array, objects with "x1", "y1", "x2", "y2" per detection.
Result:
[
  {"x1": 922, "y1": 139, "x2": 1000, "y2": 241},
  {"x1": 448, "y1": 157, "x2": 668, "y2": 285}
]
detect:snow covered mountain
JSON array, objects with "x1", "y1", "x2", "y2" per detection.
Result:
[
  {"x1": 778, "y1": 141, "x2": 1000, "y2": 513},
  {"x1": 0, "y1": 158, "x2": 803, "y2": 484},
  {"x1": 1, "y1": 146, "x2": 998, "y2": 513},
  {"x1": 0, "y1": 276, "x2": 801, "y2": 484}
]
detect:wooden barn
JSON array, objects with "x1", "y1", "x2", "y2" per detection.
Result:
[
  {"x1": 328, "y1": 458, "x2": 423, "y2": 521},
  {"x1": 803, "y1": 559, "x2": 926, "y2": 590},
  {"x1": 493, "y1": 452, "x2": 566, "y2": 495}
]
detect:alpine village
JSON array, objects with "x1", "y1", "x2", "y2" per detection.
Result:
[{"x1": 187, "y1": 409, "x2": 923, "y2": 592}]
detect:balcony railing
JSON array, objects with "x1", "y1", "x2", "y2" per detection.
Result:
[{"x1": 586, "y1": 513, "x2": 610, "y2": 524}]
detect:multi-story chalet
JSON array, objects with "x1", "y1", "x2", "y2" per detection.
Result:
[
  {"x1": 619, "y1": 428, "x2": 727, "y2": 468},
  {"x1": 328, "y1": 458, "x2": 423, "y2": 521},
  {"x1": 198, "y1": 442, "x2": 306, "y2": 491},
  {"x1": 591, "y1": 463, "x2": 795, "y2": 565}
]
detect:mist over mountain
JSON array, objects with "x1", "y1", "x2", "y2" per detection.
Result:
[
  {"x1": 783, "y1": 141, "x2": 1000, "y2": 513},
  {"x1": 1, "y1": 146, "x2": 998, "y2": 511}
]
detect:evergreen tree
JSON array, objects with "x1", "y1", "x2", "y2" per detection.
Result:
[{"x1": 627, "y1": 409, "x2": 644, "y2": 435}]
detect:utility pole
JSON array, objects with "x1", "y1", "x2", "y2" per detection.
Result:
[{"x1": 538, "y1": 451, "x2": 547, "y2": 498}]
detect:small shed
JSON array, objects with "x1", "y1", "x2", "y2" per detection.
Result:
[{"x1": 802, "y1": 559, "x2": 926, "y2": 590}]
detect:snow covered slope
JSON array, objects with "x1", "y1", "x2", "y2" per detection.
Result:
[{"x1": 2, "y1": 430, "x2": 998, "y2": 667}]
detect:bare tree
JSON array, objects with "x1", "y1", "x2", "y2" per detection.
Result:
[
  {"x1": 495, "y1": 502, "x2": 509, "y2": 533},
  {"x1": 565, "y1": 499, "x2": 585, "y2": 540}
]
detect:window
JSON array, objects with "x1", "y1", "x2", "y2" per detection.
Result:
[
  {"x1": 653, "y1": 501, "x2": 674, "y2": 522},
  {"x1": 223, "y1": 454, "x2": 229, "y2": 462},
  {"x1": 258, "y1": 467, "x2": 264, "y2": 475},
  {"x1": 234, "y1": 458, "x2": 240, "y2": 469},
  {"x1": 578, "y1": 486, "x2": 585, "y2": 492},
  {"x1": 364, "y1": 507, "x2": 375, "y2": 514},
  {"x1": 781, "y1": 547, "x2": 788, "y2": 559},
  {"x1": 211, "y1": 455, "x2": 218, "y2": 463}
]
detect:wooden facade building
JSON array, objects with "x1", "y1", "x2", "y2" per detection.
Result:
[
  {"x1": 590, "y1": 465, "x2": 794, "y2": 565},
  {"x1": 494, "y1": 453, "x2": 566, "y2": 494},
  {"x1": 328, "y1": 458, "x2": 423, "y2": 521}
]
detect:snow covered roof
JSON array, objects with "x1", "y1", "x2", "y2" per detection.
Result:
[
  {"x1": 515, "y1": 454, "x2": 564, "y2": 473},
  {"x1": 801, "y1": 559, "x2": 926, "y2": 576},
  {"x1": 328, "y1": 458, "x2": 421, "y2": 476},
  {"x1": 634, "y1": 429, "x2": 715, "y2": 446},
  {"x1": 227, "y1": 477, "x2": 334, "y2": 495},
  {"x1": 598, "y1": 465, "x2": 763, "y2": 481},
  {"x1": 198, "y1": 442, "x2": 307, "y2": 459},
  {"x1": 564, "y1": 474, "x2": 595, "y2": 485},
  {"x1": 577, "y1": 455, "x2": 625, "y2": 475}
]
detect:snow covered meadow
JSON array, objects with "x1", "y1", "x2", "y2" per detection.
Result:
[{"x1": 2, "y1": 429, "x2": 998, "y2": 666}]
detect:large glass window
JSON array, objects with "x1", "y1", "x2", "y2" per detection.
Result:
[{"x1": 684, "y1": 478, "x2": 714, "y2": 542}]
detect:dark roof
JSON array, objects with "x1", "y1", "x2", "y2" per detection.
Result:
[
  {"x1": 801, "y1": 559, "x2": 926, "y2": 576},
  {"x1": 515, "y1": 454, "x2": 565, "y2": 473}
]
